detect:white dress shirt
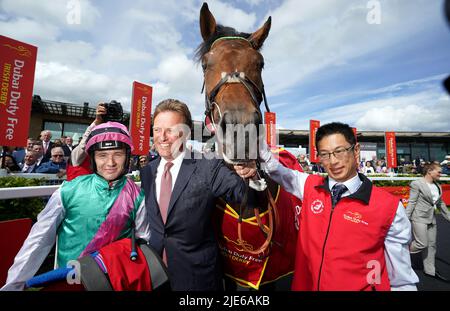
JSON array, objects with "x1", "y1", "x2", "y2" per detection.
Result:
[
  {"x1": 43, "y1": 141, "x2": 50, "y2": 154},
  {"x1": 155, "y1": 152, "x2": 185, "y2": 204},
  {"x1": 426, "y1": 182, "x2": 440, "y2": 207},
  {"x1": 21, "y1": 163, "x2": 36, "y2": 173}
]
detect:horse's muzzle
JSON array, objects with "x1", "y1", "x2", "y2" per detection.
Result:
[{"x1": 217, "y1": 110, "x2": 262, "y2": 163}]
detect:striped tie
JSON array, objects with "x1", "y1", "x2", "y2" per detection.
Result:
[{"x1": 331, "y1": 183, "x2": 348, "y2": 207}]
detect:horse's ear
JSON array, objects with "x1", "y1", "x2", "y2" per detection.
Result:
[
  {"x1": 200, "y1": 2, "x2": 217, "y2": 41},
  {"x1": 249, "y1": 16, "x2": 271, "y2": 50}
]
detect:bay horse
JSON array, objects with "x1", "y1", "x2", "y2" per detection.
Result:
[
  {"x1": 196, "y1": 3, "x2": 271, "y2": 164},
  {"x1": 195, "y1": 3, "x2": 301, "y2": 289}
]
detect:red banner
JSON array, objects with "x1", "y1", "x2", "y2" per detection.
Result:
[
  {"x1": 0, "y1": 218, "x2": 32, "y2": 286},
  {"x1": 0, "y1": 35, "x2": 37, "y2": 147},
  {"x1": 129, "y1": 81, "x2": 152, "y2": 155},
  {"x1": 380, "y1": 184, "x2": 450, "y2": 207},
  {"x1": 264, "y1": 112, "x2": 276, "y2": 147},
  {"x1": 380, "y1": 186, "x2": 410, "y2": 208},
  {"x1": 309, "y1": 120, "x2": 320, "y2": 163},
  {"x1": 385, "y1": 132, "x2": 397, "y2": 168},
  {"x1": 352, "y1": 127, "x2": 357, "y2": 142}
]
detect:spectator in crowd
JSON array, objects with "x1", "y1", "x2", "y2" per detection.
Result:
[
  {"x1": 375, "y1": 160, "x2": 383, "y2": 173},
  {"x1": 62, "y1": 136, "x2": 74, "y2": 157},
  {"x1": 40, "y1": 130, "x2": 54, "y2": 163},
  {"x1": 297, "y1": 154, "x2": 310, "y2": 172},
  {"x1": 36, "y1": 147, "x2": 67, "y2": 177},
  {"x1": 12, "y1": 146, "x2": 26, "y2": 165},
  {"x1": 148, "y1": 144, "x2": 159, "y2": 162},
  {"x1": 127, "y1": 157, "x2": 138, "y2": 173},
  {"x1": 414, "y1": 156, "x2": 424, "y2": 175},
  {"x1": 311, "y1": 163, "x2": 325, "y2": 173},
  {"x1": 406, "y1": 162, "x2": 450, "y2": 282},
  {"x1": 13, "y1": 138, "x2": 36, "y2": 166},
  {"x1": 441, "y1": 156, "x2": 450, "y2": 175},
  {"x1": 2, "y1": 154, "x2": 21, "y2": 173},
  {"x1": 442, "y1": 162, "x2": 450, "y2": 175},
  {"x1": 32, "y1": 142, "x2": 46, "y2": 166},
  {"x1": 20, "y1": 151, "x2": 38, "y2": 173},
  {"x1": 363, "y1": 161, "x2": 375, "y2": 175},
  {"x1": 138, "y1": 155, "x2": 149, "y2": 169},
  {"x1": 60, "y1": 135, "x2": 67, "y2": 145},
  {"x1": 53, "y1": 139, "x2": 63, "y2": 147},
  {"x1": 0, "y1": 146, "x2": 13, "y2": 156},
  {"x1": 358, "y1": 159, "x2": 365, "y2": 173},
  {"x1": 1, "y1": 122, "x2": 150, "y2": 291},
  {"x1": 255, "y1": 122, "x2": 418, "y2": 290},
  {"x1": 381, "y1": 166, "x2": 389, "y2": 174}
]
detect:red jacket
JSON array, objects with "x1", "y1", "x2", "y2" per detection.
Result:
[{"x1": 292, "y1": 174, "x2": 398, "y2": 291}]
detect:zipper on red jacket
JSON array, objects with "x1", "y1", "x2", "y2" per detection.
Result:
[{"x1": 317, "y1": 198, "x2": 337, "y2": 291}]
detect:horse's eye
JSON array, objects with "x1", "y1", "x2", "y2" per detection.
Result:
[
  {"x1": 260, "y1": 60, "x2": 265, "y2": 69},
  {"x1": 202, "y1": 60, "x2": 207, "y2": 71}
]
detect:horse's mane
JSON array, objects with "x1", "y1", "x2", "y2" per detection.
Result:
[{"x1": 194, "y1": 25, "x2": 251, "y2": 63}]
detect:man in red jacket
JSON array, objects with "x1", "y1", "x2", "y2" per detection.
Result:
[{"x1": 257, "y1": 122, "x2": 418, "y2": 291}]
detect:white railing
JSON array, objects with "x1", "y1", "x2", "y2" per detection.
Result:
[
  {"x1": 0, "y1": 185, "x2": 61, "y2": 200},
  {"x1": 369, "y1": 176, "x2": 450, "y2": 181},
  {"x1": 1, "y1": 174, "x2": 450, "y2": 200},
  {"x1": 0, "y1": 181, "x2": 142, "y2": 200}
]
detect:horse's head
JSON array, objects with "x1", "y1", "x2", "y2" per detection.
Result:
[{"x1": 196, "y1": 3, "x2": 271, "y2": 164}]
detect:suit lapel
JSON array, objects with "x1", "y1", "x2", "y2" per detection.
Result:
[
  {"x1": 419, "y1": 178, "x2": 434, "y2": 205},
  {"x1": 149, "y1": 158, "x2": 162, "y2": 221},
  {"x1": 435, "y1": 182, "x2": 442, "y2": 198},
  {"x1": 166, "y1": 158, "x2": 196, "y2": 220}
]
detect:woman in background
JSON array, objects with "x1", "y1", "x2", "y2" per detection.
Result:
[{"x1": 406, "y1": 162, "x2": 450, "y2": 282}]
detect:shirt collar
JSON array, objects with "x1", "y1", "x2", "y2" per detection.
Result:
[
  {"x1": 328, "y1": 173, "x2": 361, "y2": 195},
  {"x1": 159, "y1": 150, "x2": 185, "y2": 168},
  {"x1": 318, "y1": 172, "x2": 372, "y2": 205}
]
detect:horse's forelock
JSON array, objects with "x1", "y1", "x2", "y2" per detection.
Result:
[{"x1": 194, "y1": 24, "x2": 251, "y2": 63}]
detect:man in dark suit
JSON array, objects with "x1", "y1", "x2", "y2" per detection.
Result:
[
  {"x1": 40, "y1": 130, "x2": 54, "y2": 163},
  {"x1": 62, "y1": 136, "x2": 74, "y2": 157},
  {"x1": 140, "y1": 99, "x2": 256, "y2": 291},
  {"x1": 19, "y1": 151, "x2": 38, "y2": 173}
]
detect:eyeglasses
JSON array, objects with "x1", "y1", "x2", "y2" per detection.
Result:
[
  {"x1": 318, "y1": 145, "x2": 355, "y2": 161},
  {"x1": 52, "y1": 154, "x2": 64, "y2": 158}
]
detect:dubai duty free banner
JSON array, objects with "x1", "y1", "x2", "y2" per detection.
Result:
[
  {"x1": 0, "y1": 35, "x2": 37, "y2": 147},
  {"x1": 130, "y1": 81, "x2": 153, "y2": 155}
]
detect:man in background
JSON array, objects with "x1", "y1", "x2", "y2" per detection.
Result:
[{"x1": 20, "y1": 151, "x2": 38, "y2": 173}]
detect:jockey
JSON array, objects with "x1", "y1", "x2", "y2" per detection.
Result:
[{"x1": 1, "y1": 122, "x2": 150, "y2": 291}]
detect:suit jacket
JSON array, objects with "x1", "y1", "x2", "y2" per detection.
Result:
[
  {"x1": 62, "y1": 145, "x2": 73, "y2": 157},
  {"x1": 19, "y1": 163, "x2": 37, "y2": 173},
  {"x1": 140, "y1": 153, "x2": 248, "y2": 290},
  {"x1": 35, "y1": 160, "x2": 66, "y2": 174},
  {"x1": 406, "y1": 178, "x2": 450, "y2": 224},
  {"x1": 42, "y1": 141, "x2": 55, "y2": 163}
]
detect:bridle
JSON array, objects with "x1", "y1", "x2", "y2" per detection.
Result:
[
  {"x1": 201, "y1": 36, "x2": 271, "y2": 132},
  {"x1": 201, "y1": 36, "x2": 277, "y2": 257}
]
